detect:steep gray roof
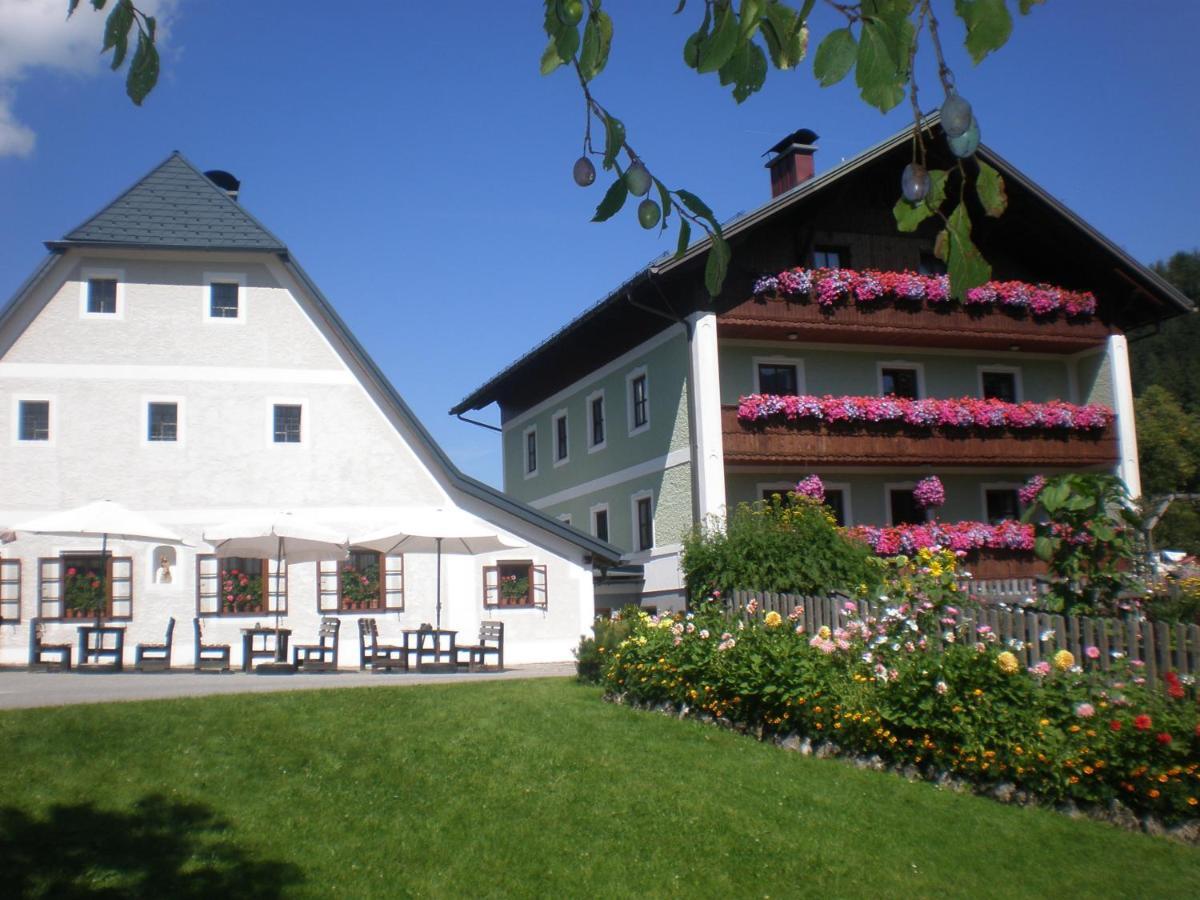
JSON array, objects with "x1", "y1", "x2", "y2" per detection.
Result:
[{"x1": 56, "y1": 152, "x2": 286, "y2": 251}]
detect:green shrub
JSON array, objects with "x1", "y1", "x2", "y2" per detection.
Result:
[
  {"x1": 680, "y1": 494, "x2": 882, "y2": 605},
  {"x1": 574, "y1": 605, "x2": 641, "y2": 683}
]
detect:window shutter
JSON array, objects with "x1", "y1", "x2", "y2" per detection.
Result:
[
  {"x1": 0, "y1": 558, "x2": 20, "y2": 622},
  {"x1": 38, "y1": 557, "x2": 62, "y2": 619},
  {"x1": 532, "y1": 565, "x2": 548, "y2": 610},
  {"x1": 384, "y1": 555, "x2": 405, "y2": 610},
  {"x1": 267, "y1": 558, "x2": 288, "y2": 614},
  {"x1": 317, "y1": 560, "x2": 339, "y2": 612},
  {"x1": 196, "y1": 555, "x2": 220, "y2": 615},
  {"x1": 483, "y1": 565, "x2": 499, "y2": 608},
  {"x1": 110, "y1": 557, "x2": 133, "y2": 619}
]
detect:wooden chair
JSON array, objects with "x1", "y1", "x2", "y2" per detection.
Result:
[
  {"x1": 135, "y1": 617, "x2": 175, "y2": 671},
  {"x1": 358, "y1": 618, "x2": 407, "y2": 672},
  {"x1": 29, "y1": 618, "x2": 71, "y2": 671},
  {"x1": 193, "y1": 617, "x2": 231, "y2": 672},
  {"x1": 294, "y1": 617, "x2": 340, "y2": 671},
  {"x1": 456, "y1": 621, "x2": 504, "y2": 672}
]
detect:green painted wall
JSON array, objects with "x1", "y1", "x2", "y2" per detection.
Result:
[
  {"x1": 1076, "y1": 350, "x2": 1113, "y2": 407},
  {"x1": 725, "y1": 470, "x2": 1035, "y2": 527},
  {"x1": 719, "y1": 342, "x2": 1072, "y2": 404},
  {"x1": 501, "y1": 327, "x2": 694, "y2": 555}
]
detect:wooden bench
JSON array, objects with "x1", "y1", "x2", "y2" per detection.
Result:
[
  {"x1": 294, "y1": 618, "x2": 340, "y2": 671},
  {"x1": 358, "y1": 618, "x2": 408, "y2": 672},
  {"x1": 193, "y1": 617, "x2": 231, "y2": 672},
  {"x1": 29, "y1": 618, "x2": 71, "y2": 671},
  {"x1": 456, "y1": 621, "x2": 504, "y2": 672},
  {"x1": 135, "y1": 617, "x2": 175, "y2": 671}
]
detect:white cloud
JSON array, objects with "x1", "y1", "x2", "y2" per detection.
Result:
[{"x1": 0, "y1": 0, "x2": 177, "y2": 157}]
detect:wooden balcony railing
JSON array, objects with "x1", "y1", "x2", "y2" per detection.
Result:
[
  {"x1": 718, "y1": 297, "x2": 1113, "y2": 353},
  {"x1": 721, "y1": 406, "x2": 1119, "y2": 468}
]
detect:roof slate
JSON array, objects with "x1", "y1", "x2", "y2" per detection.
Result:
[{"x1": 60, "y1": 152, "x2": 286, "y2": 251}]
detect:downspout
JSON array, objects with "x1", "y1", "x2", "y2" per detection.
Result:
[{"x1": 455, "y1": 411, "x2": 502, "y2": 433}]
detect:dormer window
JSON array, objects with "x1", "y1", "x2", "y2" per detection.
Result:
[
  {"x1": 87, "y1": 279, "x2": 117, "y2": 314},
  {"x1": 210, "y1": 282, "x2": 239, "y2": 318}
]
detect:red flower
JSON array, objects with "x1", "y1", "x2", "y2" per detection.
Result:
[
  {"x1": 1165, "y1": 672, "x2": 1185, "y2": 700},
  {"x1": 1195, "y1": 723, "x2": 1200, "y2": 738},
  {"x1": 1134, "y1": 714, "x2": 1152, "y2": 731},
  {"x1": 1156, "y1": 732, "x2": 1172, "y2": 745},
  {"x1": 66, "y1": 567, "x2": 77, "y2": 576},
  {"x1": 1109, "y1": 720, "x2": 1122, "y2": 732}
]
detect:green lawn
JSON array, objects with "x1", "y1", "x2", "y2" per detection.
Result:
[{"x1": 0, "y1": 679, "x2": 1196, "y2": 898}]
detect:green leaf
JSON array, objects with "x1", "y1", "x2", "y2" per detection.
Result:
[
  {"x1": 762, "y1": 1, "x2": 807, "y2": 69},
  {"x1": 955, "y1": 0, "x2": 1013, "y2": 64},
  {"x1": 732, "y1": 42, "x2": 768, "y2": 103},
  {"x1": 683, "y1": 3, "x2": 713, "y2": 70},
  {"x1": 674, "y1": 0, "x2": 688, "y2": 12},
  {"x1": 893, "y1": 168, "x2": 948, "y2": 232},
  {"x1": 102, "y1": 0, "x2": 132, "y2": 56},
  {"x1": 540, "y1": 39, "x2": 565, "y2": 75},
  {"x1": 719, "y1": 41, "x2": 749, "y2": 87},
  {"x1": 68, "y1": 0, "x2": 82, "y2": 15},
  {"x1": 592, "y1": 178, "x2": 629, "y2": 222},
  {"x1": 1034, "y1": 535, "x2": 1055, "y2": 562},
  {"x1": 601, "y1": 115, "x2": 625, "y2": 171},
  {"x1": 944, "y1": 202, "x2": 991, "y2": 299},
  {"x1": 1018, "y1": 0, "x2": 1045, "y2": 12},
  {"x1": 813, "y1": 27, "x2": 856, "y2": 87},
  {"x1": 975, "y1": 159, "x2": 1007, "y2": 217},
  {"x1": 855, "y1": 15, "x2": 909, "y2": 112},
  {"x1": 655, "y1": 178, "x2": 672, "y2": 227},
  {"x1": 554, "y1": 19, "x2": 580, "y2": 63},
  {"x1": 933, "y1": 228, "x2": 949, "y2": 262},
  {"x1": 739, "y1": 0, "x2": 765, "y2": 42},
  {"x1": 675, "y1": 189, "x2": 716, "y2": 226},
  {"x1": 675, "y1": 219, "x2": 692, "y2": 259},
  {"x1": 126, "y1": 29, "x2": 159, "y2": 106},
  {"x1": 705, "y1": 234, "x2": 732, "y2": 297},
  {"x1": 91, "y1": 0, "x2": 108, "y2": 10},
  {"x1": 698, "y1": 2, "x2": 740, "y2": 74},
  {"x1": 578, "y1": 10, "x2": 614, "y2": 82}
]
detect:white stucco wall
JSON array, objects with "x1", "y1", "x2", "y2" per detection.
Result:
[{"x1": 0, "y1": 249, "x2": 595, "y2": 667}]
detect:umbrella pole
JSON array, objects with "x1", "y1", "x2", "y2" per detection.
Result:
[
  {"x1": 99, "y1": 532, "x2": 109, "y2": 624},
  {"x1": 435, "y1": 537, "x2": 443, "y2": 633},
  {"x1": 274, "y1": 536, "x2": 284, "y2": 661}
]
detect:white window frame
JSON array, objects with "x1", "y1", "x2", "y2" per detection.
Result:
[
  {"x1": 523, "y1": 425, "x2": 539, "y2": 479},
  {"x1": 142, "y1": 395, "x2": 185, "y2": 446},
  {"x1": 980, "y1": 481, "x2": 1025, "y2": 522},
  {"x1": 203, "y1": 271, "x2": 247, "y2": 324},
  {"x1": 78, "y1": 268, "x2": 125, "y2": 320},
  {"x1": 11, "y1": 394, "x2": 56, "y2": 446},
  {"x1": 267, "y1": 397, "x2": 308, "y2": 447},
  {"x1": 977, "y1": 365, "x2": 1024, "y2": 402},
  {"x1": 877, "y1": 361, "x2": 926, "y2": 399},
  {"x1": 626, "y1": 366, "x2": 650, "y2": 437},
  {"x1": 586, "y1": 389, "x2": 607, "y2": 453},
  {"x1": 756, "y1": 479, "x2": 852, "y2": 525},
  {"x1": 552, "y1": 408, "x2": 570, "y2": 467},
  {"x1": 631, "y1": 490, "x2": 655, "y2": 553},
  {"x1": 884, "y1": 481, "x2": 930, "y2": 525},
  {"x1": 589, "y1": 502, "x2": 610, "y2": 542},
  {"x1": 752, "y1": 356, "x2": 806, "y2": 395},
  {"x1": 556, "y1": 513, "x2": 573, "y2": 527}
]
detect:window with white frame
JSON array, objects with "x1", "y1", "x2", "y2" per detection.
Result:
[
  {"x1": 523, "y1": 426, "x2": 538, "y2": 477},
  {"x1": 879, "y1": 363, "x2": 922, "y2": 399},
  {"x1": 147, "y1": 402, "x2": 178, "y2": 442},
  {"x1": 627, "y1": 367, "x2": 649, "y2": 434},
  {"x1": 553, "y1": 410, "x2": 569, "y2": 464},
  {"x1": 590, "y1": 504, "x2": 610, "y2": 542},
  {"x1": 0, "y1": 558, "x2": 21, "y2": 622},
  {"x1": 984, "y1": 485, "x2": 1022, "y2": 524},
  {"x1": 197, "y1": 555, "x2": 287, "y2": 616},
  {"x1": 754, "y1": 357, "x2": 803, "y2": 396},
  {"x1": 483, "y1": 560, "x2": 548, "y2": 609},
  {"x1": 887, "y1": 485, "x2": 927, "y2": 526},
  {"x1": 18, "y1": 400, "x2": 50, "y2": 441},
  {"x1": 204, "y1": 272, "x2": 246, "y2": 322},
  {"x1": 273, "y1": 404, "x2": 302, "y2": 443},
  {"x1": 632, "y1": 493, "x2": 654, "y2": 552},
  {"x1": 318, "y1": 549, "x2": 404, "y2": 612},
  {"x1": 979, "y1": 367, "x2": 1021, "y2": 403},
  {"x1": 87, "y1": 278, "x2": 117, "y2": 314},
  {"x1": 588, "y1": 390, "x2": 606, "y2": 450},
  {"x1": 79, "y1": 269, "x2": 124, "y2": 318}
]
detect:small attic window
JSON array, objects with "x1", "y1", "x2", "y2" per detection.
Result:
[{"x1": 210, "y1": 282, "x2": 239, "y2": 318}]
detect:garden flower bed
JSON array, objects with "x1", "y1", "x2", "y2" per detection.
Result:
[
  {"x1": 599, "y1": 552, "x2": 1200, "y2": 830},
  {"x1": 752, "y1": 267, "x2": 1098, "y2": 319}
]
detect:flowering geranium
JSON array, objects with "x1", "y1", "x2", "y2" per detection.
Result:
[
  {"x1": 848, "y1": 519, "x2": 1035, "y2": 556},
  {"x1": 1018, "y1": 475, "x2": 1046, "y2": 505},
  {"x1": 913, "y1": 476, "x2": 945, "y2": 509},
  {"x1": 737, "y1": 393, "x2": 1113, "y2": 434},
  {"x1": 751, "y1": 266, "x2": 1097, "y2": 320},
  {"x1": 794, "y1": 474, "x2": 825, "y2": 503}
]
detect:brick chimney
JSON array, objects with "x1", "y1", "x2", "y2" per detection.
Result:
[{"x1": 764, "y1": 128, "x2": 819, "y2": 198}]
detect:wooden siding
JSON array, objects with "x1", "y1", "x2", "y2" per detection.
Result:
[
  {"x1": 721, "y1": 406, "x2": 1119, "y2": 468},
  {"x1": 718, "y1": 297, "x2": 1112, "y2": 353}
]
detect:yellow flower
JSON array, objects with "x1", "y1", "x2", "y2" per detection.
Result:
[
  {"x1": 764, "y1": 611, "x2": 783, "y2": 628},
  {"x1": 1053, "y1": 649, "x2": 1075, "y2": 671},
  {"x1": 817, "y1": 625, "x2": 831, "y2": 640},
  {"x1": 996, "y1": 651, "x2": 1019, "y2": 675}
]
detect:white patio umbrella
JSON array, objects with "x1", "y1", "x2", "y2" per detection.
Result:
[
  {"x1": 13, "y1": 499, "x2": 185, "y2": 555},
  {"x1": 203, "y1": 512, "x2": 350, "y2": 651},
  {"x1": 352, "y1": 506, "x2": 522, "y2": 631}
]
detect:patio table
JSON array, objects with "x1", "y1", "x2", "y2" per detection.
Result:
[
  {"x1": 403, "y1": 629, "x2": 457, "y2": 671},
  {"x1": 240, "y1": 627, "x2": 292, "y2": 672},
  {"x1": 77, "y1": 624, "x2": 125, "y2": 671}
]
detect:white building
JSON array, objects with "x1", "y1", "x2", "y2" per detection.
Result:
[{"x1": 0, "y1": 154, "x2": 620, "y2": 668}]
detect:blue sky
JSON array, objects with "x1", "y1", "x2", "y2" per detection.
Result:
[{"x1": 2, "y1": 1, "x2": 1197, "y2": 487}]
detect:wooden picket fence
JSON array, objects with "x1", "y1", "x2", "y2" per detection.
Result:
[{"x1": 728, "y1": 589, "x2": 1200, "y2": 689}]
